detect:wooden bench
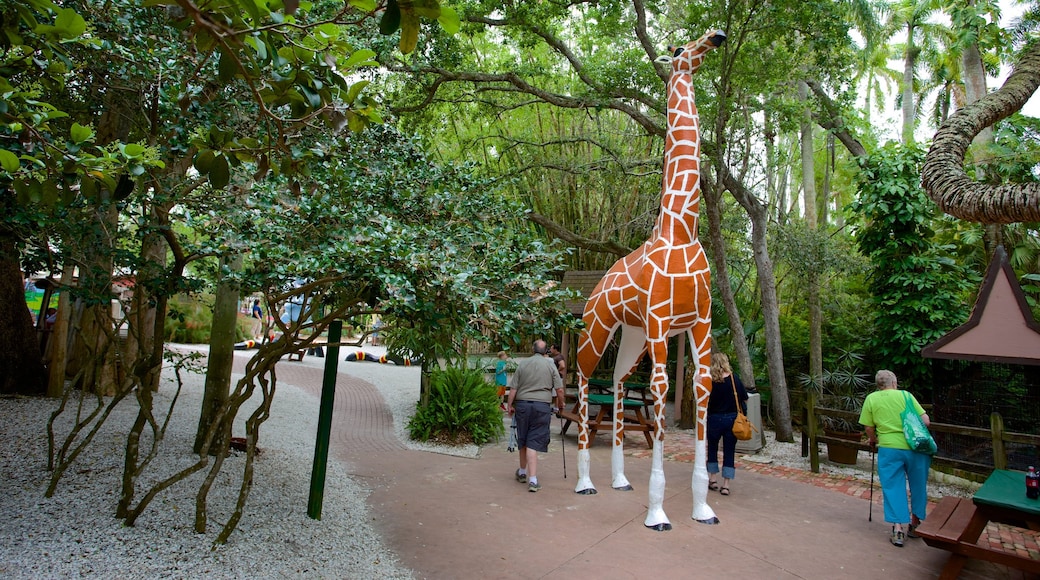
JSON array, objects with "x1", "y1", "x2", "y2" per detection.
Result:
[{"x1": 915, "y1": 496, "x2": 1040, "y2": 579}]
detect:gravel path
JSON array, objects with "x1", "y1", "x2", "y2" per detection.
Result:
[{"x1": 0, "y1": 359, "x2": 417, "y2": 579}]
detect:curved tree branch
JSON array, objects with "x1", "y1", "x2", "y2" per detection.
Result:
[
  {"x1": 922, "y1": 42, "x2": 1040, "y2": 224},
  {"x1": 805, "y1": 80, "x2": 868, "y2": 159},
  {"x1": 527, "y1": 211, "x2": 632, "y2": 257},
  {"x1": 384, "y1": 64, "x2": 667, "y2": 136}
]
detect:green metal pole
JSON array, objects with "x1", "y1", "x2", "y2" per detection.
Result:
[{"x1": 308, "y1": 320, "x2": 342, "y2": 519}]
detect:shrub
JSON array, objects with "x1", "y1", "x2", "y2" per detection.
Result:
[
  {"x1": 408, "y1": 367, "x2": 504, "y2": 445},
  {"x1": 164, "y1": 294, "x2": 251, "y2": 344}
]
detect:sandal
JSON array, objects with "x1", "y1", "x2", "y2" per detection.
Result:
[
  {"x1": 719, "y1": 487, "x2": 731, "y2": 496},
  {"x1": 708, "y1": 481, "x2": 720, "y2": 491}
]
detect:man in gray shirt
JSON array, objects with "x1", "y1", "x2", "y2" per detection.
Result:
[{"x1": 506, "y1": 339, "x2": 565, "y2": 492}]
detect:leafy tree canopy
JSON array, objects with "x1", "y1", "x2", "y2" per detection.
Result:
[{"x1": 236, "y1": 125, "x2": 581, "y2": 365}]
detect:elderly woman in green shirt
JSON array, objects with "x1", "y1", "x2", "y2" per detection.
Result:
[{"x1": 859, "y1": 369, "x2": 931, "y2": 548}]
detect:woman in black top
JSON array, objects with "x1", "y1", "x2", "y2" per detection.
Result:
[{"x1": 706, "y1": 353, "x2": 749, "y2": 496}]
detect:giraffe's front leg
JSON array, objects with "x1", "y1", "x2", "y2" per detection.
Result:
[
  {"x1": 611, "y1": 394, "x2": 632, "y2": 491},
  {"x1": 691, "y1": 436, "x2": 719, "y2": 524},
  {"x1": 691, "y1": 358, "x2": 719, "y2": 524},
  {"x1": 644, "y1": 443, "x2": 671, "y2": 531},
  {"x1": 576, "y1": 449, "x2": 596, "y2": 494},
  {"x1": 644, "y1": 361, "x2": 671, "y2": 530},
  {"x1": 575, "y1": 379, "x2": 597, "y2": 495}
]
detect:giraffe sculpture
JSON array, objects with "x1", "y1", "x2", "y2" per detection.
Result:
[{"x1": 573, "y1": 29, "x2": 726, "y2": 531}]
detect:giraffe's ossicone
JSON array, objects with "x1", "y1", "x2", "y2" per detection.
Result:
[{"x1": 573, "y1": 28, "x2": 726, "y2": 532}]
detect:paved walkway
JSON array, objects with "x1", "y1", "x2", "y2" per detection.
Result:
[{"x1": 232, "y1": 349, "x2": 1038, "y2": 580}]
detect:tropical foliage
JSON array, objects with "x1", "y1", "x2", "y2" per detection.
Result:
[
  {"x1": 850, "y1": 143, "x2": 978, "y2": 390},
  {"x1": 408, "y1": 367, "x2": 504, "y2": 445}
]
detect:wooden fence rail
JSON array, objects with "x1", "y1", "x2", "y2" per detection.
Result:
[{"x1": 803, "y1": 395, "x2": 1040, "y2": 479}]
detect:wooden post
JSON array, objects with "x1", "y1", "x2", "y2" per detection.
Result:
[
  {"x1": 991, "y1": 412, "x2": 1007, "y2": 471},
  {"x1": 308, "y1": 320, "x2": 342, "y2": 519}
]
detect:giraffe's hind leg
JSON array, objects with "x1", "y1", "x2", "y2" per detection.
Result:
[{"x1": 609, "y1": 327, "x2": 644, "y2": 491}]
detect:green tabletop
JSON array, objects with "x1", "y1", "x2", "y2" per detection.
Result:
[
  {"x1": 588, "y1": 393, "x2": 648, "y2": 408},
  {"x1": 973, "y1": 469, "x2": 1040, "y2": 516}
]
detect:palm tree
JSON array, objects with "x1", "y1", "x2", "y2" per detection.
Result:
[{"x1": 886, "y1": 0, "x2": 947, "y2": 144}]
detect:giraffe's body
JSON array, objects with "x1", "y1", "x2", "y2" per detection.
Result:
[{"x1": 574, "y1": 29, "x2": 726, "y2": 531}]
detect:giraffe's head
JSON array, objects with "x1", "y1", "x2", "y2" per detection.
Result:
[{"x1": 656, "y1": 29, "x2": 726, "y2": 75}]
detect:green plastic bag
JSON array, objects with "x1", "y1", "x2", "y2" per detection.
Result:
[{"x1": 901, "y1": 391, "x2": 937, "y2": 455}]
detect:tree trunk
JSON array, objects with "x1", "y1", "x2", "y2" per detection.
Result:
[
  {"x1": 66, "y1": 204, "x2": 120, "y2": 395},
  {"x1": 46, "y1": 265, "x2": 75, "y2": 397},
  {"x1": 962, "y1": 38, "x2": 1003, "y2": 253},
  {"x1": 195, "y1": 253, "x2": 243, "y2": 455},
  {"x1": 799, "y1": 80, "x2": 824, "y2": 403},
  {"x1": 901, "y1": 23, "x2": 917, "y2": 145},
  {"x1": 0, "y1": 231, "x2": 46, "y2": 395},
  {"x1": 706, "y1": 167, "x2": 793, "y2": 441},
  {"x1": 703, "y1": 174, "x2": 754, "y2": 388},
  {"x1": 125, "y1": 207, "x2": 167, "y2": 392},
  {"x1": 799, "y1": 81, "x2": 817, "y2": 225},
  {"x1": 922, "y1": 41, "x2": 1040, "y2": 223}
]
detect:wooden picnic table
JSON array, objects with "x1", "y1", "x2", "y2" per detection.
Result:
[
  {"x1": 916, "y1": 469, "x2": 1040, "y2": 579},
  {"x1": 558, "y1": 378, "x2": 655, "y2": 448}
]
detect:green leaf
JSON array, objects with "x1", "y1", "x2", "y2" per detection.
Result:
[
  {"x1": 80, "y1": 176, "x2": 97, "y2": 201},
  {"x1": 344, "y1": 49, "x2": 377, "y2": 69},
  {"x1": 347, "y1": 112, "x2": 366, "y2": 132},
  {"x1": 299, "y1": 85, "x2": 323, "y2": 108},
  {"x1": 210, "y1": 154, "x2": 230, "y2": 189},
  {"x1": 70, "y1": 122, "x2": 93, "y2": 144},
  {"x1": 194, "y1": 149, "x2": 216, "y2": 173},
  {"x1": 349, "y1": 0, "x2": 377, "y2": 11},
  {"x1": 437, "y1": 6, "x2": 460, "y2": 34},
  {"x1": 41, "y1": 180, "x2": 58, "y2": 205},
  {"x1": 218, "y1": 47, "x2": 237, "y2": 83},
  {"x1": 0, "y1": 150, "x2": 19, "y2": 172},
  {"x1": 398, "y1": 11, "x2": 419, "y2": 54},
  {"x1": 54, "y1": 8, "x2": 87, "y2": 38},
  {"x1": 379, "y1": 0, "x2": 401, "y2": 35},
  {"x1": 251, "y1": 36, "x2": 269, "y2": 62},
  {"x1": 123, "y1": 143, "x2": 146, "y2": 158},
  {"x1": 346, "y1": 80, "x2": 369, "y2": 103},
  {"x1": 316, "y1": 23, "x2": 340, "y2": 39}
]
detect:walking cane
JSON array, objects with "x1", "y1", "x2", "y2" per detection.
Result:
[
  {"x1": 558, "y1": 412, "x2": 567, "y2": 478},
  {"x1": 869, "y1": 444, "x2": 876, "y2": 522}
]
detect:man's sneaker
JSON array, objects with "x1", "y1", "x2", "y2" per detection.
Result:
[
  {"x1": 515, "y1": 469, "x2": 527, "y2": 484},
  {"x1": 907, "y1": 524, "x2": 919, "y2": 538},
  {"x1": 528, "y1": 481, "x2": 541, "y2": 493},
  {"x1": 890, "y1": 528, "x2": 905, "y2": 547}
]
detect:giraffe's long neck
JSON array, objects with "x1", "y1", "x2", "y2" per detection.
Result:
[{"x1": 653, "y1": 70, "x2": 701, "y2": 245}]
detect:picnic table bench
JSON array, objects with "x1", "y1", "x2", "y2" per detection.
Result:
[
  {"x1": 916, "y1": 472, "x2": 1040, "y2": 579},
  {"x1": 287, "y1": 340, "x2": 327, "y2": 361}
]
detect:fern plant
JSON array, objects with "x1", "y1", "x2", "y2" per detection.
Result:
[{"x1": 408, "y1": 367, "x2": 504, "y2": 445}]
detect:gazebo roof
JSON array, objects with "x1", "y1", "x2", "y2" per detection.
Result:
[
  {"x1": 922, "y1": 246, "x2": 1040, "y2": 367},
  {"x1": 560, "y1": 270, "x2": 606, "y2": 316}
]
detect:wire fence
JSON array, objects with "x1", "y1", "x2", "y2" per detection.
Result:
[{"x1": 930, "y1": 360, "x2": 1040, "y2": 473}]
